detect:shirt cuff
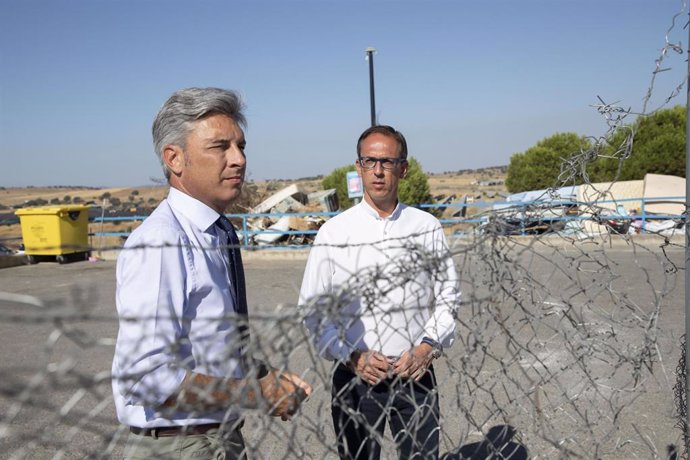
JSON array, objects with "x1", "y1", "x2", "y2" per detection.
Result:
[
  {"x1": 328, "y1": 340, "x2": 354, "y2": 363},
  {"x1": 421, "y1": 336, "x2": 442, "y2": 350},
  {"x1": 125, "y1": 366, "x2": 187, "y2": 407}
]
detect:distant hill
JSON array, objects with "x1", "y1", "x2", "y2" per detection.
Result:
[
  {"x1": 0, "y1": 167, "x2": 508, "y2": 211},
  {"x1": 0, "y1": 169, "x2": 508, "y2": 244}
]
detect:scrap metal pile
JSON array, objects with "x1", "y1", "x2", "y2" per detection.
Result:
[{"x1": 243, "y1": 184, "x2": 338, "y2": 246}]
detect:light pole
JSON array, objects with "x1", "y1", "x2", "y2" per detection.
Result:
[{"x1": 366, "y1": 47, "x2": 376, "y2": 126}]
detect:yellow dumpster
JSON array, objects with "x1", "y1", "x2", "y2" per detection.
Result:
[{"x1": 15, "y1": 205, "x2": 91, "y2": 264}]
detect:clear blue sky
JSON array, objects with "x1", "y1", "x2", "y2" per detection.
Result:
[{"x1": 1, "y1": 0, "x2": 687, "y2": 187}]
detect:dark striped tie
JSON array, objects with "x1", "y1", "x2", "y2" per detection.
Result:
[{"x1": 216, "y1": 215, "x2": 250, "y2": 347}]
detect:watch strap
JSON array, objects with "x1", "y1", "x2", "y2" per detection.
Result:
[
  {"x1": 421, "y1": 336, "x2": 442, "y2": 359},
  {"x1": 421, "y1": 336, "x2": 441, "y2": 349}
]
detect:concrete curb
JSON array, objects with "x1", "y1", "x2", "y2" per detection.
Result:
[
  {"x1": 85, "y1": 234, "x2": 687, "y2": 263},
  {"x1": 0, "y1": 255, "x2": 28, "y2": 269},
  {"x1": 451, "y1": 233, "x2": 685, "y2": 249},
  {"x1": 93, "y1": 248, "x2": 311, "y2": 262}
]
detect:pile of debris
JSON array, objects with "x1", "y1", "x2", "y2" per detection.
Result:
[
  {"x1": 244, "y1": 184, "x2": 338, "y2": 246},
  {"x1": 478, "y1": 173, "x2": 686, "y2": 237}
]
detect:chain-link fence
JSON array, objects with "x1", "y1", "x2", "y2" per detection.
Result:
[{"x1": 0, "y1": 236, "x2": 684, "y2": 459}]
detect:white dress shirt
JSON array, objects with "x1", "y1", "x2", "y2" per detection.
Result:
[
  {"x1": 112, "y1": 187, "x2": 245, "y2": 428},
  {"x1": 299, "y1": 200, "x2": 460, "y2": 362}
]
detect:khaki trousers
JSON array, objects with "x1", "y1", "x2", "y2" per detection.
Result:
[{"x1": 124, "y1": 427, "x2": 247, "y2": 460}]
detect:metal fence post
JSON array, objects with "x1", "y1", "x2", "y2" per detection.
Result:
[
  {"x1": 242, "y1": 216, "x2": 249, "y2": 249},
  {"x1": 684, "y1": 6, "x2": 690, "y2": 451}
]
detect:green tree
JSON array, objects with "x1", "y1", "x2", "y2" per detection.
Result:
[
  {"x1": 505, "y1": 132, "x2": 591, "y2": 193},
  {"x1": 589, "y1": 105, "x2": 686, "y2": 182},
  {"x1": 322, "y1": 164, "x2": 356, "y2": 209},
  {"x1": 321, "y1": 156, "x2": 431, "y2": 210},
  {"x1": 398, "y1": 157, "x2": 431, "y2": 205}
]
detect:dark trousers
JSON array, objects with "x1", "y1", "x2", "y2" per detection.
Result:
[{"x1": 331, "y1": 364, "x2": 440, "y2": 460}]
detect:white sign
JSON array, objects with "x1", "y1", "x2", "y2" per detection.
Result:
[{"x1": 346, "y1": 171, "x2": 363, "y2": 199}]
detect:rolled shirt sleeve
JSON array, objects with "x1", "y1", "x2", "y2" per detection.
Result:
[
  {"x1": 421, "y1": 224, "x2": 460, "y2": 349},
  {"x1": 113, "y1": 225, "x2": 190, "y2": 407}
]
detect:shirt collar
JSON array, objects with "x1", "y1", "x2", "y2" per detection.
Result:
[
  {"x1": 359, "y1": 198, "x2": 404, "y2": 221},
  {"x1": 167, "y1": 187, "x2": 222, "y2": 233}
]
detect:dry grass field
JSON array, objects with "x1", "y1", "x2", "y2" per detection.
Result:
[{"x1": 0, "y1": 168, "x2": 507, "y2": 250}]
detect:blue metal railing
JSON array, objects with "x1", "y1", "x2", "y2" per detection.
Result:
[
  {"x1": 87, "y1": 195, "x2": 685, "y2": 245},
  {"x1": 3, "y1": 195, "x2": 682, "y2": 247},
  {"x1": 458, "y1": 195, "x2": 685, "y2": 236}
]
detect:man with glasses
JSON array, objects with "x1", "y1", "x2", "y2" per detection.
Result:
[{"x1": 299, "y1": 125, "x2": 460, "y2": 459}]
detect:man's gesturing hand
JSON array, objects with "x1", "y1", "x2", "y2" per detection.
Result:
[
  {"x1": 348, "y1": 350, "x2": 391, "y2": 385},
  {"x1": 259, "y1": 370, "x2": 312, "y2": 420}
]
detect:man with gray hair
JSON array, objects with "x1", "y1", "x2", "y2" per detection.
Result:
[{"x1": 112, "y1": 87, "x2": 312, "y2": 459}]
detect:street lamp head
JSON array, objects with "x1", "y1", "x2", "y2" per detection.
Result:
[{"x1": 365, "y1": 47, "x2": 376, "y2": 61}]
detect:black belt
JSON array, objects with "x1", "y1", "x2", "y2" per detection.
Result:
[{"x1": 130, "y1": 423, "x2": 221, "y2": 437}]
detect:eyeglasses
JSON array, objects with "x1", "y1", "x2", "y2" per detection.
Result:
[{"x1": 358, "y1": 156, "x2": 406, "y2": 170}]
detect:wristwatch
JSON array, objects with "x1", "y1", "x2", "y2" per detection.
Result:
[{"x1": 421, "y1": 336, "x2": 442, "y2": 360}]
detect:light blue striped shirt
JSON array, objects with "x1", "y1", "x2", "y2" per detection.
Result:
[{"x1": 112, "y1": 187, "x2": 245, "y2": 428}]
